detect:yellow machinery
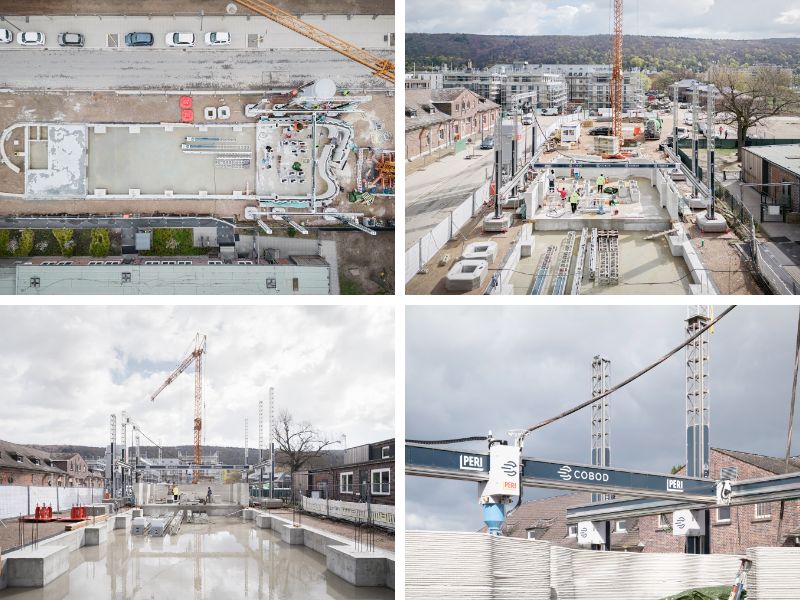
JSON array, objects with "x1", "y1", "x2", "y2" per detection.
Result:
[{"x1": 233, "y1": 0, "x2": 395, "y2": 83}]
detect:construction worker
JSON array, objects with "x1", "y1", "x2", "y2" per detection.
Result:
[
  {"x1": 569, "y1": 189, "x2": 580, "y2": 214},
  {"x1": 206, "y1": 487, "x2": 213, "y2": 504},
  {"x1": 173, "y1": 483, "x2": 180, "y2": 503},
  {"x1": 596, "y1": 173, "x2": 606, "y2": 194},
  {"x1": 547, "y1": 169, "x2": 556, "y2": 192},
  {"x1": 558, "y1": 187, "x2": 568, "y2": 203}
]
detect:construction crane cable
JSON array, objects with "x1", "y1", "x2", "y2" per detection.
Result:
[
  {"x1": 776, "y1": 308, "x2": 800, "y2": 543},
  {"x1": 405, "y1": 436, "x2": 488, "y2": 445},
  {"x1": 522, "y1": 305, "x2": 736, "y2": 437}
]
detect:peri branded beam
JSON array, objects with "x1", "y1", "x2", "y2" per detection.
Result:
[
  {"x1": 406, "y1": 444, "x2": 717, "y2": 501},
  {"x1": 566, "y1": 471, "x2": 800, "y2": 524}
]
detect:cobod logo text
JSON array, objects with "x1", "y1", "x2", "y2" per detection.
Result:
[{"x1": 557, "y1": 465, "x2": 609, "y2": 483}]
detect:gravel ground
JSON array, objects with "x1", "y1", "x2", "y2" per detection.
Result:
[
  {"x1": 687, "y1": 221, "x2": 764, "y2": 295},
  {"x1": 269, "y1": 508, "x2": 394, "y2": 552},
  {"x1": 0, "y1": 511, "x2": 76, "y2": 553}
]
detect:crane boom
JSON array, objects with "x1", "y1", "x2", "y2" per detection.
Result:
[
  {"x1": 150, "y1": 334, "x2": 207, "y2": 483},
  {"x1": 232, "y1": 0, "x2": 394, "y2": 83}
]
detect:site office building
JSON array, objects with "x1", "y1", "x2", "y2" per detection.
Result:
[{"x1": 298, "y1": 439, "x2": 395, "y2": 505}]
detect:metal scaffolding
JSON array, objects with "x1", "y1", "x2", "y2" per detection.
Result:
[{"x1": 591, "y1": 356, "x2": 611, "y2": 503}]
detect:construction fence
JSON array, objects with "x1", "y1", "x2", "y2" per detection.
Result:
[
  {"x1": 301, "y1": 496, "x2": 395, "y2": 530},
  {"x1": 0, "y1": 485, "x2": 104, "y2": 520},
  {"x1": 407, "y1": 531, "x2": 799, "y2": 600}
]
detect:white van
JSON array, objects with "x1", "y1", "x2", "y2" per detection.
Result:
[{"x1": 541, "y1": 107, "x2": 560, "y2": 116}]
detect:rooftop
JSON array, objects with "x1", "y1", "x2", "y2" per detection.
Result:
[{"x1": 743, "y1": 144, "x2": 800, "y2": 179}]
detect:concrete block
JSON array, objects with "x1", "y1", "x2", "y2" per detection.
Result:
[
  {"x1": 696, "y1": 212, "x2": 728, "y2": 232},
  {"x1": 326, "y1": 545, "x2": 387, "y2": 587},
  {"x1": 85, "y1": 504, "x2": 109, "y2": 517},
  {"x1": 302, "y1": 528, "x2": 340, "y2": 557},
  {"x1": 242, "y1": 508, "x2": 255, "y2": 521},
  {"x1": 386, "y1": 558, "x2": 395, "y2": 589},
  {"x1": 483, "y1": 212, "x2": 513, "y2": 232},
  {"x1": 445, "y1": 259, "x2": 488, "y2": 292},
  {"x1": 114, "y1": 514, "x2": 131, "y2": 530},
  {"x1": 6, "y1": 545, "x2": 69, "y2": 587},
  {"x1": 255, "y1": 514, "x2": 272, "y2": 529},
  {"x1": 462, "y1": 241, "x2": 498, "y2": 264},
  {"x1": 132, "y1": 509, "x2": 143, "y2": 518},
  {"x1": 131, "y1": 517, "x2": 146, "y2": 535},
  {"x1": 84, "y1": 525, "x2": 107, "y2": 546},
  {"x1": 276, "y1": 522, "x2": 305, "y2": 545}
]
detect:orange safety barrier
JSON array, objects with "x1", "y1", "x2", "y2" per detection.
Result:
[
  {"x1": 179, "y1": 96, "x2": 193, "y2": 110},
  {"x1": 181, "y1": 109, "x2": 194, "y2": 123}
]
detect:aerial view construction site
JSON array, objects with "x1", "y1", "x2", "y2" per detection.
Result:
[
  {"x1": 406, "y1": 305, "x2": 800, "y2": 599},
  {"x1": 0, "y1": 305, "x2": 395, "y2": 598},
  {"x1": 405, "y1": 0, "x2": 800, "y2": 295},
  {"x1": 0, "y1": 0, "x2": 395, "y2": 294}
]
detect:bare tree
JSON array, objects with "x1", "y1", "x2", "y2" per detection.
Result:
[
  {"x1": 710, "y1": 65, "x2": 799, "y2": 160},
  {"x1": 272, "y1": 409, "x2": 337, "y2": 478}
]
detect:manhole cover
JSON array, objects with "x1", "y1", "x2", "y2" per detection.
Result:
[{"x1": 226, "y1": 3, "x2": 238, "y2": 14}]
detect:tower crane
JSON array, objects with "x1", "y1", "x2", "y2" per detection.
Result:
[
  {"x1": 232, "y1": 0, "x2": 394, "y2": 83},
  {"x1": 150, "y1": 333, "x2": 207, "y2": 483},
  {"x1": 611, "y1": 0, "x2": 624, "y2": 145}
]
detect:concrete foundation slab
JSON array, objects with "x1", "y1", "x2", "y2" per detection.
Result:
[
  {"x1": 6, "y1": 545, "x2": 69, "y2": 588},
  {"x1": 326, "y1": 545, "x2": 388, "y2": 587},
  {"x1": 83, "y1": 525, "x2": 107, "y2": 546}
]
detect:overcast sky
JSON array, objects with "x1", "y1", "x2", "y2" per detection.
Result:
[
  {"x1": 0, "y1": 305, "x2": 394, "y2": 452},
  {"x1": 407, "y1": 305, "x2": 800, "y2": 532},
  {"x1": 407, "y1": 0, "x2": 800, "y2": 39}
]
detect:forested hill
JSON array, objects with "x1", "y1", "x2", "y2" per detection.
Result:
[{"x1": 406, "y1": 33, "x2": 800, "y2": 72}]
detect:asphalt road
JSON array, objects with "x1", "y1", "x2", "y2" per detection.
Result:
[{"x1": 0, "y1": 47, "x2": 393, "y2": 89}]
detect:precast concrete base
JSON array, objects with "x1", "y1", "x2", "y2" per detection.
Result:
[
  {"x1": 326, "y1": 545, "x2": 388, "y2": 587},
  {"x1": 275, "y1": 522, "x2": 305, "y2": 545},
  {"x1": 114, "y1": 514, "x2": 131, "y2": 530},
  {"x1": 696, "y1": 211, "x2": 728, "y2": 232},
  {"x1": 242, "y1": 508, "x2": 255, "y2": 521},
  {"x1": 462, "y1": 241, "x2": 498, "y2": 264},
  {"x1": 483, "y1": 212, "x2": 513, "y2": 232},
  {"x1": 86, "y1": 504, "x2": 109, "y2": 517},
  {"x1": 132, "y1": 508, "x2": 143, "y2": 518},
  {"x1": 444, "y1": 259, "x2": 488, "y2": 292},
  {"x1": 255, "y1": 514, "x2": 272, "y2": 529},
  {"x1": 84, "y1": 525, "x2": 108, "y2": 546},
  {"x1": 5, "y1": 546, "x2": 69, "y2": 587}
]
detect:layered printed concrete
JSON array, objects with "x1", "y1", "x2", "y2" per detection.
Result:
[
  {"x1": 252, "y1": 512, "x2": 395, "y2": 589},
  {"x1": 25, "y1": 125, "x2": 87, "y2": 198}
]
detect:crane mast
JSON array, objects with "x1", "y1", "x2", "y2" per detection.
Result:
[
  {"x1": 232, "y1": 0, "x2": 394, "y2": 82},
  {"x1": 151, "y1": 333, "x2": 207, "y2": 483},
  {"x1": 612, "y1": 0, "x2": 624, "y2": 145}
]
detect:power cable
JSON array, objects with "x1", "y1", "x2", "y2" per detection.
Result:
[
  {"x1": 406, "y1": 436, "x2": 488, "y2": 445},
  {"x1": 776, "y1": 307, "x2": 800, "y2": 543},
  {"x1": 521, "y1": 305, "x2": 736, "y2": 438}
]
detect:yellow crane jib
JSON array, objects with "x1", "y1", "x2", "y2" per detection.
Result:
[{"x1": 232, "y1": 0, "x2": 395, "y2": 83}]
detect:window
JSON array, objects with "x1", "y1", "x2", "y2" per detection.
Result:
[
  {"x1": 292, "y1": 278, "x2": 299, "y2": 292},
  {"x1": 615, "y1": 520, "x2": 627, "y2": 533},
  {"x1": 340, "y1": 472, "x2": 353, "y2": 494},
  {"x1": 29, "y1": 276, "x2": 40, "y2": 288},
  {"x1": 527, "y1": 530, "x2": 537, "y2": 540},
  {"x1": 755, "y1": 503, "x2": 771, "y2": 519},
  {"x1": 15, "y1": 454, "x2": 22, "y2": 463},
  {"x1": 121, "y1": 272, "x2": 132, "y2": 283},
  {"x1": 568, "y1": 525, "x2": 578, "y2": 537},
  {"x1": 717, "y1": 506, "x2": 731, "y2": 523},
  {"x1": 382, "y1": 446, "x2": 391, "y2": 459},
  {"x1": 371, "y1": 468, "x2": 390, "y2": 495},
  {"x1": 720, "y1": 466, "x2": 738, "y2": 480},
  {"x1": 658, "y1": 513, "x2": 670, "y2": 529},
  {"x1": 265, "y1": 278, "x2": 277, "y2": 289}
]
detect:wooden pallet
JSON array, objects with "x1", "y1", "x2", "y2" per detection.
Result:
[{"x1": 65, "y1": 513, "x2": 110, "y2": 531}]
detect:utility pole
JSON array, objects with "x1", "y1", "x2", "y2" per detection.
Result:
[
  {"x1": 494, "y1": 115, "x2": 502, "y2": 219},
  {"x1": 259, "y1": 396, "x2": 264, "y2": 490},
  {"x1": 672, "y1": 83, "x2": 679, "y2": 157},
  {"x1": 692, "y1": 84, "x2": 700, "y2": 189},
  {"x1": 109, "y1": 414, "x2": 116, "y2": 497},
  {"x1": 269, "y1": 387, "x2": 275, "y2": 500}
]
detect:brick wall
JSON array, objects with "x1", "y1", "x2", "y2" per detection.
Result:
[{"x1": 638, "y1": 449, "x2": 800, "y2": 554}]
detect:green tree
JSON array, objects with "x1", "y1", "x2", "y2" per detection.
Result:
[
  {"x1": 89, "y1": 229, "x2": 111, "y2": 257},
  {"x1": 17, "y1": 229, "x2": 34, "y2": 257},
  {"x1": 52, "y1": 229, "x2": 75, "y2": 257}
]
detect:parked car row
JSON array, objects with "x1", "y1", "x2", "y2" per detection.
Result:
[{"x1": 0, "y1": 29, "x2": 231, "y2": 47}]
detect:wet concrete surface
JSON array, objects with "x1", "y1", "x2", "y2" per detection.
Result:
[{"x1": 0, "y1": 518, "x2": 393, "y2": 599}]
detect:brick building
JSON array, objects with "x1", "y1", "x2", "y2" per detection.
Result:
[
  {"x1": 50, "y1": 452, "x2": 100, "y2": 487},
  {"x1": 504, "y1": 447, "x2": 800, "y2": 554},
  {"x1": 741, "y1": 144, "x2": 800, "y2": 215},
  {"x1": 296, "y1": 438, "x2": 395, "y2": 506},
  {"x1": 0, "y1": 440, "x2": 67, "y2": 486},
  {"x1": 405, "y1": 88, "x2": 500, "y2": 162}
]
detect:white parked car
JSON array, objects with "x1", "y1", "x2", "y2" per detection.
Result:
[
  {"x1": 204, "y1": 31, "x2": 230, "y2": 46},
  {"x1": 166, "y1": 32, "x2": 195, "y2": 47},
  {"x1": 0, "y1": 29, "x2": 12, "y2": 44},
  {"x1": 18, "y1": 31, "x2": 45, "y2": 46}
]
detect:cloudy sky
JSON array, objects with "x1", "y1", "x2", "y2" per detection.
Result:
[
  {"x1": 407, "y1": 0, "x2": 800, "y2": 38},
  {"x1": 407, "y1": 305, "x2": 800, "y2": 532},
  {"x1": 0, "y1": 305, "x2": 394, "y2": 452}
]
